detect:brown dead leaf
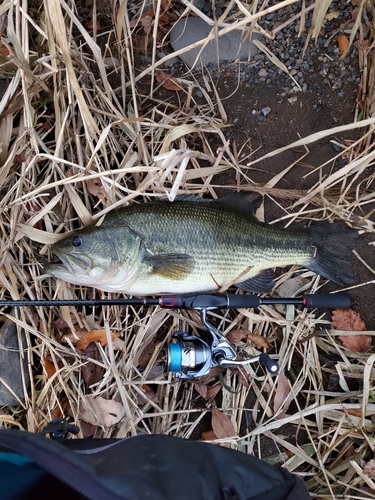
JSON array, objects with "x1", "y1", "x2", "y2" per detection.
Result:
[
  {"x1": 79, "y1": 395, "x2": 125, "y2": 427},
  {"x1": 44, "y1": 355, "x2": 57, "y2": 378},
  {"x1": 273, "y1": 371, "x2": 291, "y2": 420},
  {"x1": 339, "y1": 335, "x2": 371, "y2": 352},
  {"x1": 80, "y1": 420, "x2": 97, "y2": 438},
  {"x1": 138, "y1": 339, "x2": 155, "y2": 369},
  {"x1": 54, "y1": 312, "x2": 85, "y2": 330},
  {"x1": 338, "y1": 34, "x2": 349, "y2": 54},
  {"x1": 0, "y1": 44, "x2": 10, "y2": 57},
  {"x1": 229, "y1": 365, "x2": 250, "y2": 388},
  {"x1": 61, "y1": 327, "x2": 88, "y2": 344},
  {"x1": 325, "y1": 11, "x2": 339, "y2": 20},
  {"x1": 86, "y1": 178, "x2": 106, "y2": 202},
  {"x1": 81, "y1": 343, "x2": 103, "y2": 386},
  {"x1": 137, "y1": 384, "x2": 159, "y2": 405},
  {"x1": 155, "y1": 71, "x2": 183, "y2": 91},
  {"x1": 230, "y1": 329, "x2": 247, "y2": 343},
  {"x1": 211, "y1": 407, "x2": 237, "y2": 439},
  {"x1": 246, "y1": 333, "x2": 269, "y2": 349},
  {"x1": 194, "y1": 383, "x2": 221, "y2": 400},
  {"x1": 364, "y1": 458, "x2": 375, "y2": 477},
  {"x1": 77, "y1": 328, "x2": 119, "y2": 351},
  {"x1": 141, "y1": 14, "x2": 152, "y2": 28},
  {"x1": 86, "y1": 20, "x2": 101, "y2": 30},
  {"x1": 201, "y1": 429, "x2": 218, "y2": 441},
  {"x1": 332, "y1": 309, "x2": 366, "y2": 331},
  {"x1": 112, "y1": 337, "x2": 126, "y2": 351},
  {"x1": 332, "y1": 309, "x2": 371, "y2": 352}
]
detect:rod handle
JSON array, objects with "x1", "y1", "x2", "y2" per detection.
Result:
[{"x1": 303, "y1": 293, "x2": 352, "y2": 309}]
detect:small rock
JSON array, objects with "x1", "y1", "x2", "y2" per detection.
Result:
[
  {"x1": 288, "y1": 96, "x2": 298, "y2": 104},
  {"x1": 255, "y1": 113, "x2": 266, "y2": 121},
  {"x1": 0, "y1": 314, "x2": 30, "y2": 406},
  {"x1": 103, "y1": 57, "x2": 120, "y2": 69},
  {"x1": 170, "y1": 17, "x2": 262, "y2": 69},
  {"x1": 261, "y1": 106, "x2": 271, "y2": 116},
  {"x1": 258, "y1": 68, "x2": 267, "y2": 77}
]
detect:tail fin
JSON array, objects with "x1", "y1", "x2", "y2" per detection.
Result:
[{"x1": 306, "y1": 222, "x2": 358, "y2": 286}]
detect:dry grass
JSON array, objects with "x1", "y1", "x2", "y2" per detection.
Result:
[{"x1": 0, "y1": 0, "x2": 374, "y2": 498}]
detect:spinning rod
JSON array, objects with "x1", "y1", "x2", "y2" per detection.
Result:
[
  {"x1": 0, "y1": 292, "x2": 352, "y2": 310},
  {"x1": 0, "y1": 292, "x2": 350, "y2": 380}
]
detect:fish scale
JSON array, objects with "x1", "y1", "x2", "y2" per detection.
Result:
[{"x1": 45, "y1": 195, "x2": 357, "y2": 295}]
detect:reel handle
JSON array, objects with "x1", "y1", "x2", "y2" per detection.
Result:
[{"x1": 259, "y1": 353, "x2": 279, "y2": 374}]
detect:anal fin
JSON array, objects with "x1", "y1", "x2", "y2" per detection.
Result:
[{"x1": 236, "y1": 269, "x2": 275, "y2": 293}]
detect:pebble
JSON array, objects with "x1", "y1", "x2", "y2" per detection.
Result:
[
  {"x1": 170, "y1": 16, "x2": 261, "y2": 69},
  {"x1": 258, "y1": 68, "x2": 267, "y2": 77},
  {"x1": 262, "y1": 106, "x2": 271, "y2": 116}
]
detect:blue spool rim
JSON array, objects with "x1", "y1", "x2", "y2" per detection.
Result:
[{"x1": 168, "y1": 343, "x2": 182, "y2": 372}]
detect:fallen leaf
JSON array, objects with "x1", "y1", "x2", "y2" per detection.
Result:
[
  {"x1": 201, "y1": 429, "x2": 218, "y2": 441},
  {"x1": 161, "y1": 0, "x2": 171, "y2": 10},
  {"x1": 338, "y1": 335, "x2": 371, "y2": 352},
  {"x1": 81, "y1": 343, "x2": 103, "y2": 386},
  {"x1": 80, "y1": 420, "x2": 97, "y2": 438},
  {"x1": 112, "y1": 337, "x2": 126, "y2": 351},
  {"x1": 246, "y1": 333, "x2": 269, "y2": 349},
  {"x1": 61, "y1": 327, "x2": 88, "y2": 344},
  {"x1": 79, "y1": 395, "x2": 125, "y2": 427},
  {"x1": 86, "y1": 178, "x2": 106, "y2": 202},
  {"x1": 230, "y1": 329, "x2": 247, "y2": 343},
  {"x1": 231, "y1": 365, "x2": 251, "y2": 388},
  {"x1": 0, "y1": 45, "x2": 10, "y2": 57},
  {"x1": 86, "y1": 20, "x2": 101, "y2": 30},
  {"x1": 155, "y1": 71, "x2": 183, "y2": 91},
  {"x1": 325, "y1": 11, "x2": 339, "y2": 20},
  {"x1": 44, "y1": 355, "x2": 57, "y2": 378},
  {"x1": 332, "y1": 309, "x2": 371, "y2": 352},
  {"x1": 54, "y1": 312, "x2": 85, "y2": 330},
  {"x1": 194, "y1": 383, "x2": 221, "y2": 400},
  {"x1": 338, "y1": 35, "x2": 349, "y2": 55},
  {"x1": 137, "y1": 384, "x2": 159, "y2": 405},
  {"x1": 141, "y1": 14, "x2": 152, "y2": 28},
  {"x1": 211, "y1": 407, "x2": 237, "y2": 438},
  {"x1": 332, "y1": 309, "x2": 366, "y2": 331},
  {"x1": 138, "y1": 340, "x2": 155, "y2": 369},
  {"x1": 364, "y1": 458, "x2": 375, "y2": 478},
  {"x1": 273, "y1": 371, "x2": 291, "y2": 420},
  {"x1": 77, "y1": 328, "x2": 119, "y2": 351}
]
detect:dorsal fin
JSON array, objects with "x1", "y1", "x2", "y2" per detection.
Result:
[{"x1": 215, "y1": 192, "x2": 263, "y2": 216}]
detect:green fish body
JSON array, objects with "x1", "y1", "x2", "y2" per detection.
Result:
[{"x1": 45, "y1": 195, "x2": 357, "y2": 295}]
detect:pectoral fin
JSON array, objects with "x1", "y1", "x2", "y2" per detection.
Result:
[
  {"x1": 236, "y1": 269, "x2": 275, "y2": 293},
  {"x1": 144, "y1": 253, "x2": 195, "y2": 280}
]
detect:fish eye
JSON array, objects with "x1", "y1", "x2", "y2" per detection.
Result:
[{"x1": 71, "y1": 236, "x2": 82, "y2": 247}]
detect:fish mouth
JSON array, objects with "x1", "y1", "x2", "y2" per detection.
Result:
[{"x1": 49, "y1": 251, "x2": 92, "y2": 276}]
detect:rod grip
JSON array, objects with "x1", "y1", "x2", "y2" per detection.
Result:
[
  {"x1": 303, "y1": 293, "x2": 352, "y2": 309},
  {"x1": 259, "y1": 353, "x2": 279, "y2": 374}
]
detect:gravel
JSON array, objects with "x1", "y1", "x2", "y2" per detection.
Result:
[{"x1": 167, "y1": 0, "x2": 360, "y2": 102}]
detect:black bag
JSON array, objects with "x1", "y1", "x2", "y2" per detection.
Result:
[{"x1": 0, "y1": 422, "x2": 311, "y2": 500}]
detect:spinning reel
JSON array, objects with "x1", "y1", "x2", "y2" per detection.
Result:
[
  {"x1": 163, "y1": 291, "x2": 352, "y2": 380},
  {"x1": 167, "y1": 308, "x2": 279, "y2": 380},
  {"x1": 0, "y1": 291, "x2": 352, "y2": 381}
]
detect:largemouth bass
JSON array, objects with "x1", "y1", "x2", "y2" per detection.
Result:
[{"x1": 45, "y1": 195, "x2": 357, "y2": 295}]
